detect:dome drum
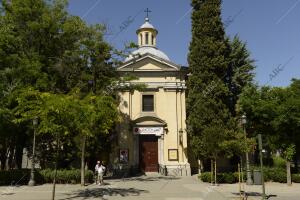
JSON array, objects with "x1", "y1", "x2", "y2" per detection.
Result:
[{"x1": 126, "y1": 17, "x2": 170, "y2": 62}]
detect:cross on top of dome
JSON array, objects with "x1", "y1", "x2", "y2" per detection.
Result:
[
  {"x1": 144, "y1": 8, "x2": 151, "y2": 20},
  {"x1": 136, "y1": 8, "x2": 158, "y2": 48},
  {"x1": 125, "y1": 11, "x2": 171, "y2": 62}
]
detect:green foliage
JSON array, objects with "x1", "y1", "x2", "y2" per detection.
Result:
[
  {"x1": 238, "y1": 79, "x2": 300, "y2": 161},
  {"x1": 272, "y1": 156, "x2": 286, "y2": 168},
  {"x1": 263, "y1": 167, "x2": 286, "y2": 183},
  {"x1": 187, "y1": 0, "x2": 254, "y2": 161},
  {"x1": 13, "y1": 88, "x2": 118, "y2": 168},
  {"x1": 250, "y1": 166, "x2": 286, "y2": 182},
  {"x1": 199, "y1": 172, "x2": 243, "y2": 184},
  {"x1": 0, "y1": 169, "x2": 43, "y2": 185},
  {"x1": 200, "y1": 167, "x2": 289, "y2": 183},
  {"x1": 0, "y1": 0, "x2": 85, "y2": 90},
  {"x1": 188, "y1": 0, "x2": 231, "y2": 159},
  {"x1": 0, "y1": 169, "x2": 93, "y2": 185},
  {"x1": 292, "y1": 174, "x2": 300, "y2": 183},
  {"x1": 283, "y1": 144, "x2": 296, "y2": 161},
  {"x1": 221, "y1": 172, "x2": 236, "y2": 183},
  {"x1": 227, "y1": 35, "x2": 255, "y2": 114},
  {"x1": 39, "y1": 169, "x2": 93, "y2": 184},
  {"x1": 199, "y1": 172, "x2": 211, "y2": 182},
  {"x1": 0, "y1": 0, "x2": 119, "y2": 170}
]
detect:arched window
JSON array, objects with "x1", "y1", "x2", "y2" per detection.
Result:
[
  {"x1": 140, "y1": 34, "x2": 143, "y2": 46},
  {"x1": 145, "y1": 32, "x2": 149, "y2": 45},
  {"x1": 152, "y1": 35, "x2": 154, "y2": 45}
]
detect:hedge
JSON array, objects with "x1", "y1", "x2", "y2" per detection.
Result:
[
  {"x1": 200, "y1": 168, "x2": 300, "y2": 184},
  {"x1": 272, "y1": 156, "x2": 286, "y2": 168},
  {"x1": 262, "y1": 167, "x2": 286, "y2": 183},
  {"x1": 0, "y1": 169, "x2": 36, "y2": 185},
  {"x1": 0, "y1": 169, "x2": 94, "y2": 186},
  {"x1": 199, "y1": 172, "x2": 242, "y2": 184},
  {"x1": 39, "y1": 169, "x2": 94, "y2": 184},
  {"x1": 292, "y1": 174, "x2": 300, "y2": 183}
]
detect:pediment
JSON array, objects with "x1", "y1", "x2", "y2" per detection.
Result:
[
  {"x1": 117, "y1": 54, "x2": 180, "y2": 72},
  {"x1": 133, "y1": 114, "x2": 167, "y2": 126}
]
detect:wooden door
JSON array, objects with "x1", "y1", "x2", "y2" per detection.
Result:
[{"x1": 139, "y1": 135, "x2": 158, "y2": 172}]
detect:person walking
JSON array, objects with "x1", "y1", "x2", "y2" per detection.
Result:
[
  {"x1": 94, "y1": 161, "x2": 100, "y2": 184},
  {"x1": 97, "y1": 161, "x2": 106, "y2": 185}
]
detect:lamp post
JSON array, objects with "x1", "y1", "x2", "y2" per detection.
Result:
[
  {"x1": 179, "y1": 129, "x2": 183, "y2": 145},
  {"x1": 28, "y1": 117, "x2": 38, "y2": 186},
  {"x1": 241, "y1": 114, "x2": 253, "y2": 185},
  {"x1": 258, "y1": 134, "x2": 266, "y2": 199}
]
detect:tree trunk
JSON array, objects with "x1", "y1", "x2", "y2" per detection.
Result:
[
  {"x1": 81, "y1": 135, "x2": 87, "y2": 186},
  {"x1": 0, "y1": 151, "x2": 7, "y2": 170},
  {"x1": 8, "y1": 147, "x2": 16, "y2": 169},
  {"x1": 16, "y1": 133, "x2": 26, "y2": 169},
  {"x1": 210, "y1": 159, "x2": 213, "y2": 185},
  {"x1": 52, "y1": 134, "x2": 59, "y2": 200},
  {"x1": 286, "y1": 160, "x2": 292, "y2": 186},
  {"x1": 214, "y1": 159, "x2": 217, "y2": 185},
  {"x1": 198, "y1": 159, "x2": 203, "y2": 175},
  {"x1": 238, "y1": 163, "x2": 242, "y2": 198},
  {"x1": 5, "y1": 148, "x2": 10, "y2": 170}
]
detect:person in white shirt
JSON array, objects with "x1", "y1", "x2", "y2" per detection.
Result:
[
  {"x1": 97, "y1": 161, "x2": 106, "y2": 185},
  {"x1": 94, "y1": 161, "x2": 100, "y2": 184}
]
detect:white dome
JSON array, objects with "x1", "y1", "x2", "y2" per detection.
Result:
[
  {"x1": 140, "y1": 21, "x2": 155, "y2": 29},
  {"x1": 125, "y1": 47, "x2": 170, "y2": 62}
]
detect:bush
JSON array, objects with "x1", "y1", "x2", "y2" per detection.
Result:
[
  {"x1": 39, "y1": 169, "x2": 93, "y2": 184},
  {"x1": 199, "y1": 172, "x2": 241, "y2": 184},
  {"x1": 272, "y1": 156, "x2": 286, "y2": 169},
  {"x1": 199, "y1": 172, "x2": 211, "y2": 182},
  {"x1": 0, "y1": 169, "x2": 93, "y2": 186},
  {"x1": 199, "y1": 168, "x2": 289, "y2": 184},
  {"x1": 292, "y1": 174, "x2": 300, "y2": 183},
  {"x1": 0, "y1": 169, "x2": 44, "y2": 185},
  {"x1": 221, "y1": 173, "x2": 236, "y2": 183},
  {"x1": 0, "y1": 169, "x2": 28, "y2": 185},
  {"x1": 261, "y1": 167, "x2": 286, "y2": 183}
]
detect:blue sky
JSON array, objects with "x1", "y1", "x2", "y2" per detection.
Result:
[{"x1": 68, "y1": 0, "x2": 300, "y2": 87}]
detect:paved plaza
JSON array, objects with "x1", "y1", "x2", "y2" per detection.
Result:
[{"x1": 1, "y1": 174, "x2": 300, "y2": 200}]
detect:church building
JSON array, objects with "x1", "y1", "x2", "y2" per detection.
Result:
[{"x1": 110, "y1": 15, "x2": 191, "y2": 176}]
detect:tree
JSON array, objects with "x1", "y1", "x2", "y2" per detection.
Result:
[
  {"x1": 1, "y1": 1, "x2": 120, "y2": 195},
  {"x1": 226, "y1": 35, "x2": 255, "y2": 115},
  {"x1": 73, "y1": 94, "x2": 118, "y2": 186},
  {"x1": 15, "y1": 88, "x2": 118, "y2": 196},
  {"x1": 283, "y1": 144, "x2": 296, "y2": 185},
  {"x1": 0, "y1": 70, "x2": 28, "y2": 169},
  {"x1": 187, "y1": 0, "x2": 251, "y2": 183},
  {"x1": 273, "y1": 79, "x2": 300, "y2": 185},
  {"x1": 0, "y1": 0, "x2": 91, "y2": 170},
  {"x1": 0, "y1": 0, "x2": 90, "y2": 91},
  {"x1": 238, "y1": 79, "x2": 300, "y2": 185},
  {"x1": 15, "y1": 88, "x2": 82, "y2": 199}
]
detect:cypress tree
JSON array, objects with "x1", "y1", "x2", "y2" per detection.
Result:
[
  {"x1": 227, "y1": 35, "x2": 255, "y2": 116},
  {"x1": 187, "y1": 0, "x2": 247, "y2": 175}
]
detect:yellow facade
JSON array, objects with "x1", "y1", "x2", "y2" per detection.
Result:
[{"x1": 110, "y1": 17, "x2": 191, "y2": 176}]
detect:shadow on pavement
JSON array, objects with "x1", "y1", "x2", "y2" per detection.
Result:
[
  {"x1": 111, "y1": 176, "x2": 180, "y2": 182},
  {"x1": 266, "y1": 194, "x2": 278, "y2": 199},
  {"x1": 1, "y1": 193, "x2": 15, "y2": 196},
  {"x1": 61, "y1": 187, "x2": 148, "y2": 200},
  {"x1": 232, "y1": 192, "x2": 277, "y2": 199},
  {"x1": 1, "y1": 185, "x2": 24, "y2": 196}
]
